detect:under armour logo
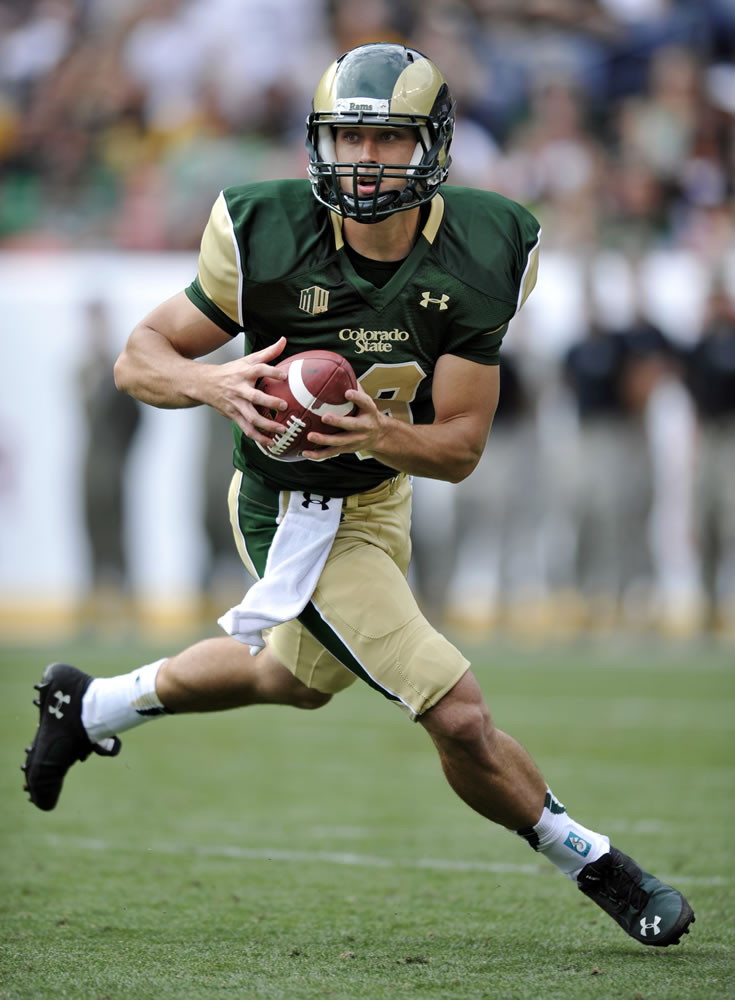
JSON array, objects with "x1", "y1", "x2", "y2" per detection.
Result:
[
  {"x1": 419, "y1": 291, "x2": 450, "y2": 310},
  {"x1": 640, "y1": 915, "x2": 662, "y2": 937},
  {"x1": 48, "y1": 690, "x2": 71, "y2": 719},
  {"x1": 301, "y1": 493, "x2": 331, "y2": 510}
]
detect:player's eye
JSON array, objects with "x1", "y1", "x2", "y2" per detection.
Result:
[{"x1": 381, "y1": 128, "x2": 413, "y2": 143}]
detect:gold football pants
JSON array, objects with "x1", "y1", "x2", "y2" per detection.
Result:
[{"x1": 227, "y1": 469, "x2": 468, "y2": 718}]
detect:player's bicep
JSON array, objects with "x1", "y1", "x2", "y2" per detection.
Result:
[
  {"x1": 432, "y1": 354, "x2": 499, "y2": 448},
  {"x1": 137, "y1": 290, "x2": 234, "y2": 359}
]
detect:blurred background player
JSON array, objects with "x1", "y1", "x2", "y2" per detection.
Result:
[
  {"x1": 685, "y1": 282, "x2": 735, "y2": 637},
  {"x1": 78, "y1": 299, "x2": 141, "y2": 631},
  {"x1": 440, "y1": 352, "x2": 542, "y2": 636}
]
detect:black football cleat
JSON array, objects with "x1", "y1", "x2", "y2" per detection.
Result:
[
  {"x1": 22, "y1": 662, "x2": 121, "y2": 811},
  {"x1": 578, "y1": 845, "x2": 695, "y2": 947}
]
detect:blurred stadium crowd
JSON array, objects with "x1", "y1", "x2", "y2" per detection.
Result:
[
  {"x1": 2, "y1": 0, "x2": 735, "y2": 253},
  {"x1": 2, "y1": 0, "x2": 734, "y2": 639}
]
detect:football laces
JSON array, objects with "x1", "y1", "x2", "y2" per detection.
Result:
[{"x1": 267, "y1": 414, "x2": 307, "y2": 456}]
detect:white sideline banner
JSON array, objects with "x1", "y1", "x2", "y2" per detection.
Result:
[
  {"x1": 1, "y1": 252, "x2": 209, "y2": 606},
  {"x1": 0, "y1": 248, "x2": 730, "y2": 606}
]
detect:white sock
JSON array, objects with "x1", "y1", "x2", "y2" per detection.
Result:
[
  {"x1": 517, "y1": 787, "x2": 610, "y2": 880},
  {"x1": 81, "y1": 659, "x2": 168, "y2": 741}
]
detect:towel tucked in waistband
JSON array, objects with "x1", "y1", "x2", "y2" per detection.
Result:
[{"x1": 218, "y1": 489, "x2": 343, "y2": 655}]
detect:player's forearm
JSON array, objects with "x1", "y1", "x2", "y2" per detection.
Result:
[
  {"x1": 367, "y1": 415, "x2": 485, "y2": 483},
  {"x1": 114, "y1": 324, "x2": 212, "y2": 409}
]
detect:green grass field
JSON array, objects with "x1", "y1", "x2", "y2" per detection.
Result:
[{"x1": 1, "y1": 634, "x2": 733, "y2": 999}]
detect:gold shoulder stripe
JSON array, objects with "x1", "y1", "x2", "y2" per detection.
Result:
[
  {"x1": 330, "y1": 209, "x2": 344, "y2": 250},
  {"x1": 422, "y1": 194, "x2": 444, "y2": 245},
  {"x1": 517, "y1": 229, "x2": 541, "y2": 313},
  {"x1": 198, "y1": 192, "x2": 243, "y2": 325}
]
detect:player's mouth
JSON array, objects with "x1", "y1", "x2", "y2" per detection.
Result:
[{"x1": 356, "y1": 178, "x2": 377, "y2": 195}]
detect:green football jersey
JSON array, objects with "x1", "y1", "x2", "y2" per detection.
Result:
[{"x1": 186, "y1": 179, "x2": 540, "y2": 496}]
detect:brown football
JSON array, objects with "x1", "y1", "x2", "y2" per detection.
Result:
[{"x1": 255, "y1": 350, "x2": 358, "y2": 461}]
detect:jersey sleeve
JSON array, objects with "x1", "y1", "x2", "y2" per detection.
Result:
[
  {"x1": 514, "y1": 209, "x2": 541, "y2": 314},
  {"x1": 184, "y1": 191, "x2": 243, "y2": 336},
  {"x1": 446, "y1": 200, "x2": 541, "y2": 366},
  {"x1": 444, "y1": 316, "x2": 509, "y2": 365}
]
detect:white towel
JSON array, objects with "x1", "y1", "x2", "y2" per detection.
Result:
[{"x1": 218, "y1": 490, "x2": 343, "y2": 654}]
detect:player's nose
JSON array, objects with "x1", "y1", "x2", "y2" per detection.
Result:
[{"x1": 356, "y1": 135, "x2": 380, "y2": 162}]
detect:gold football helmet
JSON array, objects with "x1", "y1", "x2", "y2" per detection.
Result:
[{"x1": 306, "y1": 42, "x2": 455, "y2": 223}]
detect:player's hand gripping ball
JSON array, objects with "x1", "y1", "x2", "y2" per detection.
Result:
[{"x1": 256, "y1": 350, "x2": 358, "y2": 461}]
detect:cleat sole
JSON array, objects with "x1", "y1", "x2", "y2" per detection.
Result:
[{"x1": 654, "y1": 905, "x2": 695, "y2": 948}]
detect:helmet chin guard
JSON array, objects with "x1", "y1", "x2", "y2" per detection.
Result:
[{"x1": 306, "y1": 43, "x2": 455, "y2": 223}]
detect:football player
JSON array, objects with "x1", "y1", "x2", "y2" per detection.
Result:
[{"x1": 23, "y1": 42, "x2": 693, "y2": 948}]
